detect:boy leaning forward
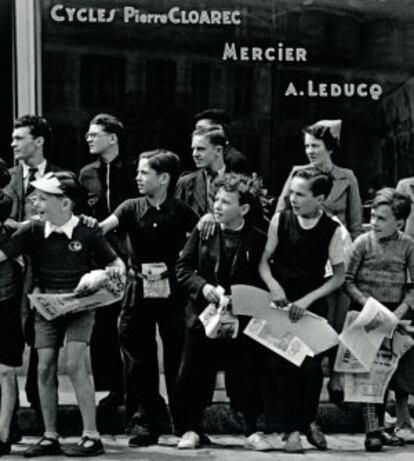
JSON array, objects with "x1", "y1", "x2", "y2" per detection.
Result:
[{"x1": 0, "y1": 171, "x2": 125, "y2": 457}]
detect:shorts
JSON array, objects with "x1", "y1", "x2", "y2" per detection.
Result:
[
  {"x1": 34, "y1": 310, "x2": 95, "y2": 349},
  {"x1": 0, "y1": 296, "x2": 24, "y2": 367}
]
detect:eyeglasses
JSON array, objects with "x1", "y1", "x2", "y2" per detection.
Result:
[{"x1": 84, "y1": 132, "x2": 109, "y2": 141}]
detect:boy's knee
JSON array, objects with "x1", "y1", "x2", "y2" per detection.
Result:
[
  {"x1": 0, "y1": 365, "x2": 16, "y2": 380},
  {"x1": 38, "y1": 359, "x2": 57, "y2": 381}
]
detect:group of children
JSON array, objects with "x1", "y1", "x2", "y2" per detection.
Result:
[{"x1": 0, "y1": 146, "x2": 414, "y2": 456}]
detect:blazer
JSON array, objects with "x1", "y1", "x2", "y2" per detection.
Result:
[
  {"x1": 276, "y1": 164, "x2": 363, "y2": 240},
  {"x1": 176, "y1": 224, "x2": 266, "y2": 328},
  {"x1": 175, "y1": 169, "x2": 209, "y2": 218},
  {"x1": 396, "y1": 177, "x2": 414, "y2": 239},
  {"x1": 4, "y1": 161, "x2": 62, "y2": 221}
]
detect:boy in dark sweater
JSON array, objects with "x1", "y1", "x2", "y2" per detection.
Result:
[
  {"x1": 175, "y1": 173, "x2": 268, "y2": 451},
  {"x1": 259, "y1": 168, "x2": 345, "y2": 453},
  {"x1": 0, "y1": 171, "x2": 125, "y2": 457}
]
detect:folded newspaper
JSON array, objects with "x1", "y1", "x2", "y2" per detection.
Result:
[
  {"x1": 244, "y1": 318, "x2": 314, "y2": 367},
  {"x1": 29, "y1": 273, "x2": 126, "y2": 321}
]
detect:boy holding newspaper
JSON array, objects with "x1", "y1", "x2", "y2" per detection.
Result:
[
  {"x1": 345, "y1": 187, "x2": 414, "y2": 451},
  {"x1": 259, "y1": 168, "x2": 345, "y2": 453},
  {"x1": 0, "y1": 171, "x2": 125, "y2": 457}
]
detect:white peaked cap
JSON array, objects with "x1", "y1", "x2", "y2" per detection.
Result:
[{"x1": 313, "y1": 119, "x2": 342, "y2": 142}]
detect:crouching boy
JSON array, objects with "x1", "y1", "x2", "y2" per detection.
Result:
[
  {"x1": 175, "y1": 173, "x2": 268, "y2": 451},
  {"x1": 345, "y1": 188, "x2": 414, "y2": 451},
  {"x1": 0, "y1": 171, "x2": 125, "y2": 457},
  {"x1": 259, "y1": 168, "x2": 345, "y2": 453}
]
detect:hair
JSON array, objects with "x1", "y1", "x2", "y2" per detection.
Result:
[
  {"x1": 192, "y1": 126, "x2": 228, "y2": 149},
  {"x1": 0, "y1": 159, "x2": 10, "y2": 189},
  {"x1": 194, "y1": 108, "x2": 230, "y2": 133},
  {"x1": 51, "y1": 171, "x2": 86, "y2": 212},
  {"x1": 372, "y1": 187, "x2": 411, "y2": 221},
  {"x1": 303, "y1": 122, "x2": 339, "y2": 154},
  {"x1": 139, "y1": 149, "x2": 181, "y2": 196},
  {"x1": 213, "y1": 173, "x2": 256, "y2": 206},
  {"x1": 89, "y1": 113, "x2": 124, "y2": 142},
  {"x1": 14, "y1": 115, "x2": 52, "y2": 144},
  {"x1": 0, "y1": 191, "x2": 12, "y2": 223},
  {"x1": 292, "y1": 168, "x2": 334, "y2": 199}
]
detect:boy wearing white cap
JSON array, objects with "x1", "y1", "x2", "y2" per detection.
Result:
[{"x1": 0, "y1": 171, "x2": 125, "y2": 457}]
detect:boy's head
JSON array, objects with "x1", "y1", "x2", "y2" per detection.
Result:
[
  {"x1": 31, "y1": 171, "x2": 84, "y2": 222},
  {"x1": 371, "y1": 188, "x2": 411, "y2": 239},
  {"x1": 12, "y1": 115, "x2": 51, "y2": 163},
  {"x1": 193, "y1": 109, "x2": 231, "y2": 136},
  {"x1": 137, "y1": 149, "x2": 180, "y2": 197},
  {"x1": 290, "y1": 169, "x2": 333, "y2": 217},
  {"x1": 86, "y1": 113, "x2": 124, "y2": 156},
  {"x1": 213, "y1": 173, "x2": 252, "y2": 228},
  {"x1": 191, "y1": 127, "x2": 227, "y2": 171},
  {"x1": 0, "y1": 191, "x2": 13, "y2": 223}
]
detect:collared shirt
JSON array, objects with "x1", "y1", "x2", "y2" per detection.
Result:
[
  {"x1": 114, "y1": 196, "x2": 198, "y2": 271},
  {"x1": 44, "y1": 215, "x2": 80, "y2": 239},
  {"x1": 22, "y1": 160, "x2": 47, "y2": 191}
]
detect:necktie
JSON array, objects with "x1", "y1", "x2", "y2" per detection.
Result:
[
  {"x1": 206, "y1": 171, "x2": 218, "y2": 212},
  {"x1": 105, "y1": 163, "x2": 111, "y2": 214},
  {"x1": 25, "y1": 167, "x2": 38, "y2": 196}
]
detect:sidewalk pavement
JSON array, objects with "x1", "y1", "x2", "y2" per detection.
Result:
[{"x1": 4, "y1": 434, "x2": 414, "y2": 460}]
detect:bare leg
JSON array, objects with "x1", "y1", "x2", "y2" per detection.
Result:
[
  {"x1": 37, "y1": 348, "x2": 59, "y2": 434},
  {"x1": 0, "y1": 365, "x2": 17, "y2": 442},
  {"x1": 66, "y1": 342, "x2": 97, "y2": 433}
]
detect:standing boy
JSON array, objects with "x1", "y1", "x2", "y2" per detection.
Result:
[
  {"x1": 175, "y1": 173, "x2": 267, "y2": 450},
  {"x1": 0, "y1": 171, "x2": 125, "y2": 457},
  {"x1": 259, "y1": 168, "x2": 345, "y2": 453},
  {"x1": 0, "y1": 180, "x2": 23, "y2": 456},
  {"x1": 345, "y1": 188, "x2": 414, "y2": 452},
  {"x1": 98, "y1": 149, "x2": 198, "y2": 446}
]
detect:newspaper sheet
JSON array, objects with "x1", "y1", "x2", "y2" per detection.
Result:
[
  {"x1": 231, "y1": 284, "x2": 339, "y2": 354},
  {"x1": 244, "y1": 318, "x2": 314, "y2": 367},
  {"x1": 339, "y1": 298, "x2": 399, "y2": 371},
  {"x1": 29, "y1": 278, "x2": 126, "y2": 321},
  {"x1": 142, "y1": 262, "x2": 171, "y2": 298},
  {"x1": 344, "y1": 350, "x2": 399, "y2": 403}
]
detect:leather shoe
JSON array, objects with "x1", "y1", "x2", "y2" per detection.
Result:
[
  {"x1": 128, "y1": 431, "x2": 159, "y2": 447},
  {"x1": 364, "y1": 431, "x2": 383, "y2": 452},
  {"x1": 305, "y1": 422, "x2": 328, "y2": 450}
]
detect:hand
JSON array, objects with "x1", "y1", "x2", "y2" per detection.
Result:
[
  {"x1": 269, "y1": 282, "x2": 289, "y2": 308},
  {"x1": 288, "y1": 302, "x2": 307, "y2": 322},
  {"x1": 202, "y1": 284, "x2": 221, "y2": 304},
  {"x1": 106, "y1": 265, "x2": 125, "y2": 284},
  {"x1": 74, "y1": 270, "x2": 106, "y2": 296},
  {"x1": 393, "y1": 303, "x2": 409, "y2": 320},
  {"x1": 79, "y1": 214, "x2": 98, "y2": 228},
  {"x1": 197, "y1": 213, "x2": 217, "y2": 240}
]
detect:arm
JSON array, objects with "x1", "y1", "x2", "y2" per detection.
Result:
[
  {"x1": 394, "y1": 239, "x2": 414, "y2": 319},
  {"x1": 344, "y1": 236, "x2": 369, "y2": 306},
  {"x1": 99, "y1": 214, "x2": 119, "y2": 235},
  {"x1": 346, "y1": 171, "x2": 363, "y2": 240},
  {"x1": 175, "y1": 228, "x2": 221, "y2": 304},
  {"x1": 258, "y1": 213, "x2": 289, "y2": 306},
  {"x1": 275, "y1": 169, "x2": 294, "y2": 213},
  {"x1": 0, "y1": 250, "x2": 7, "y2": 264},
  {"x1": 290, "y1": 262, "x2": 345, "y2": 322}
]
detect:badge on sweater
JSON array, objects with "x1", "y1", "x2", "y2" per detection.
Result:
[{"x1": 68, "y1": 240, "x2": 82, "y2": 252}]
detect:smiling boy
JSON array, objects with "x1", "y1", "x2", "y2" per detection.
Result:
[
  {"x1": 0, "y1": 171, "x2": 125, "y2": 457},
  {"x1": 259, "y1": 168, "x2": 345, "y2": 452}
]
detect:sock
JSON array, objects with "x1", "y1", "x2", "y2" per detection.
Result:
[
  {"x1": 82, "y1": 431, "x2": 100, "y2": 440},
  {"x1": 44, "y1": 432, "x2": 59, "y2": 441}
]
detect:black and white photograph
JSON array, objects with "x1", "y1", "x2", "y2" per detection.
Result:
[{"x1": 1, "y1": 0, "x2": 414, "y2": 459}]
